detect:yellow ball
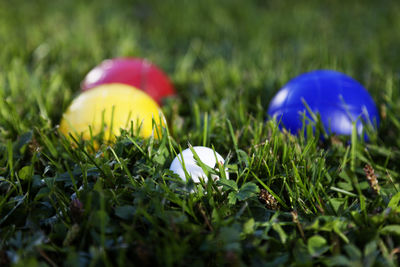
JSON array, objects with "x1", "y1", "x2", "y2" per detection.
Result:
[{"x1": 59, "y1": 84, "x2": 166, "y2": 142}]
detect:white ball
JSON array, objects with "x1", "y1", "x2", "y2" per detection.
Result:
[{"x1": 169, "y1": 146, "x2": 228, "y2": 183}]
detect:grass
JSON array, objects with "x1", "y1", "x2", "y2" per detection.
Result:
[{"x1": 1, "y1": 0, "x2": 400, "y2": 265}]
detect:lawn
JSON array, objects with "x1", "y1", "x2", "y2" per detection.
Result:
[{"x1": 1, "y1": 0, "x2": 400, "y2": 266}]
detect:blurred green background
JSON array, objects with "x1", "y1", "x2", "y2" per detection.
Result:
[{"x1": 1, "y1": 0, "x2": 399, "y2": 107}]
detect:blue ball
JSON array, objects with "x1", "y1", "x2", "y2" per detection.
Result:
[{"x1": 268, "y1": 70, "x2": 379, "y2": 138}]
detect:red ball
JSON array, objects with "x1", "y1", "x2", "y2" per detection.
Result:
[{"x1": 81, "y1": 58, "x2": 175, "y2": 105}]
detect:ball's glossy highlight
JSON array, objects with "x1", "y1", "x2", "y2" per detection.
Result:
[
  {"x1": 60, "y1": 84, "x2": 165, "y2": 142},
  {"x1": 268, "y1": 70, "x2": 379, "y2": 138},
  {"x1": 169, "y1": 146, "x2": 228, "y2": 183},
  {"x1": 81, "y1": 58, "x2": 175, "y2": 105}
]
